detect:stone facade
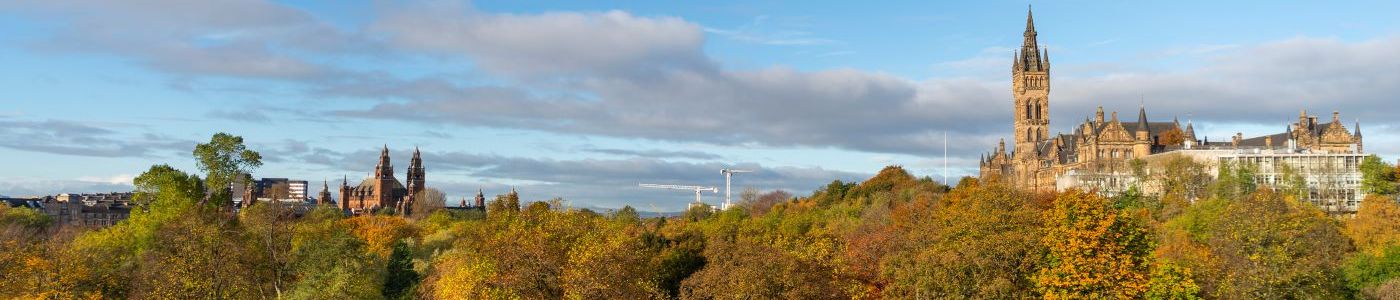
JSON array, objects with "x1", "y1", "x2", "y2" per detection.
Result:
[
  {"x1": 3, "y1": 192, "x2": 133, "y2": 228},
  {"x1": 979, "y1": 9, "x2": 1364, "y2": 193},
  {"x1": 339, "y1": 146, "x2": 425, "y2": 215}
]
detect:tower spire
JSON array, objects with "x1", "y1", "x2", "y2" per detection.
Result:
[
  {"x1": 376, "y1": 145, "x2": 393, "y2": 178},
  {"x1": 1137, "y1": 103, "x2": 1150, "y2": 133},
  {"x1": 1025, "y1": 5, "x2": 1036, "y2": 34}
]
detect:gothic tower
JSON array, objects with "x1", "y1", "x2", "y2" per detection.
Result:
[
  {"x1": 1013, "y1": 6, "x2": 1050, "y2": 157},
  {"x1": 318, "y1": 180, "x2": 333, "y2": 206},
  {"x1": 1011, "y1": 6, "x2": 1050, "y2": 188},
  {"x1": 407, "y1": 147, "x2": 425, "y2": 198},
  {"x1": 402, "y1": 147, "x2": 425, "y2": 215},
  {"x1": 374, "y1": 145, "x2": 395, "y2": 208},
  {"x1": 339, "y1": 175, "x2": 350, "y2": 211}
]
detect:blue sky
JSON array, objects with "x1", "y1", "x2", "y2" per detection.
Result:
[{"x1": 3, "y1": 1, "x2": 1400, "y2": 210}]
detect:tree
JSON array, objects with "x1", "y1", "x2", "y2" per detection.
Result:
[
  {"x1": 1345, "y1": 195, "x2": 1400, "y2": 255},
  {"x1": 193, "y1": 132, "x2": 263, "y2": 207},
  {"x1": 680, "y1": 238, "x2": 848, "y2": 299},
  {"x1": 1211, "y1": 161, "x2": 1257, "y2": 200},
  {"x1": 613, "y1": 206, "x2": 640, "y2": 224},
  {"x1": 240, "y1": 201, "x2": 296, "y2": 298},
  {"x1": 1360, "y1": 155, "x2": 1397, "y2": 195},
  {"x1": 1343, "y1": 245, "x2": 1400, "y2": 298},
  {"x1": 382, "y1": 241, "x2": 419, "y2": 299},
  {"x1": 1033, "y1": 189, "x2": 1153, "y2": 299},
  {"x1": 742, "y1": 190, "x2": 791, "y2": 217},
  {"x1": 131, "y1": 209, "x2": 256, "y2": 299},
  {"x1": 879, "y1": 179, "x2": 1043, "y2": 298},
  {"x1": 410, "y1": 188, "x2": 446, "y2": 220},
  {"x1": 132, "y1": 164, "x2": 205, "y2": 211},
  {"x1": 1161, "y1": 189, "x2": 1351, "y2": 298},
  {"x1": 1158, "y1": 127, "x2": 1186, "y2": 146},
  {"x1": 285, "y1": 206, "x2": 382, "y2": 299}
]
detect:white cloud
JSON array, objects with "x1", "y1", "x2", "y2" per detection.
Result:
[{"x1": 372, "y1": 1, "x2": 708, "y2": 77}]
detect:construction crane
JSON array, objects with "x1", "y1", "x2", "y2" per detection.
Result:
[
  {"x1": 720, "y1": 169, "x2": 754, "y2": 210},
  {"x1": 639, "y1": 183, "x2": 717, "y2": 209}
]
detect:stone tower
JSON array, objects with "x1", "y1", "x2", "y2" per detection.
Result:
[
  {"x1": 402, "y1": 147, "x2": 425, "y2": 214},
  {"x1": 407, "y1": 147, "x2": 425, "y2": 198},
  {"x1": 318, "y1": 180, "x2": 333, "y2": 206},
  {"x1": 373, "y1": 145, "x2": 395, "y2": 208},
  {"x1": 1011, "y1": 7, "x2": 1050, "y2": 186}
]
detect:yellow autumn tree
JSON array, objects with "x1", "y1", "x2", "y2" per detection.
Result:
[
  {"x1": 1345, "y1": 195, "x2": 1400, "y2": 255},
  {"x1": 1034, "y1": 189, "x2": 1153, "y2": 299},
  {"x1": 340, "y1": 215, "x2": 414, "y2": 258}
]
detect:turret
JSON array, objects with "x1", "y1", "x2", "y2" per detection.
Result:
[
  {"x1": 375, "y1": 145, "x2": 393, "y2": 178},
  {"x1": 1184, "y1": 119, "x2": 1197, "y2": 141},
  {"x1": 1355, "y1": 120, "x2": 1364, "y2": 153},
  {"x1": 1135, "y1": 104, "x2": 1150, "y2": 140}
]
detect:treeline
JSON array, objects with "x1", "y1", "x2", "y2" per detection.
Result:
[{"x1": 3, "y1": 134, "x2": 1400, "y2": 299}]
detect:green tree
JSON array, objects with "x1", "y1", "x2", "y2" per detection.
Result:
[
  {"x1": 613, "y1": 205, "x2": 640, "y2": 224},
  {"x1": 1161, "y1": 189, "x2": 1351, "y2": 298},
  {"x1": 1360, "y1": 155, "x2": 1397, "y2": 195},
  {"x1": 1343, "y1": 245, "x2": 1400, "y2": 298},
  {"x1": 383, "y1": 241, "x2": 419, "y2": 299},
  {"x1": 192, "y1": 132, "x2": 263, "y2": 207},
  {"x1": 1211, "y1": 161, "x2": 1257, "y2": 200},
  {"x1": 285, "y1": 206, "x2": 382, "y2": 299}
]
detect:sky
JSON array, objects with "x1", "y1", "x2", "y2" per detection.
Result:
[{"x1": 3, "y1": 1, "x2": 1400, "y2": 211}]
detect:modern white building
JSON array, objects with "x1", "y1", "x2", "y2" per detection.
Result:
[{"x1": 1057, "y1": 147, "x2": 1368, "y2": 213}]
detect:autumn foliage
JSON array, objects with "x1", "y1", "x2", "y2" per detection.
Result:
[{"x1": 3, "y1": 136, "x2": 1399, "y2": 299}]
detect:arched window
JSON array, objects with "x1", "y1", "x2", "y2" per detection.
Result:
[
  {"x1": 1026, "y1": 104, "x2": 1032, "y2": 119},
  {"x1": 1035, "y1": 101, "x2": 1043, "y2": 119}
]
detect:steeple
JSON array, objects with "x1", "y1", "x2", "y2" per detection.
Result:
[
  {"x1": 318, "y1": 179, "x2": 333, "y2": 205},
  {"x1": 1136, "y1": 104, "x2": 1150, "y2": 133},
  {"x1": 1355, "y1": 120, "x2": 1362, "y2": 137},
  {"x1": 1015, "y1": 5, "x2": 1047, "y2": 73},
  {"x1": 1023, "y1": 5, "x2": 1038, "y2": 49},
  {"x1": 1185, "y1": 119, "x2": 1197, "y2": 140},
  {"x1": 375, "y1": 145, "x2": 393, "y2": 178}
]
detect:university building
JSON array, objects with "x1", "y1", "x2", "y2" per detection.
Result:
[{"x1": 979, "y1": 9, "x2": 1368, "y2": 213}]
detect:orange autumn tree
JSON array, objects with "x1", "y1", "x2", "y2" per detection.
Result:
[
  {"x1": 341, "y1": 215, "x2": 415, "y2": 258},
  {"x1": 1034, "y1": 189, "x2": 1153, "y2": 299}
]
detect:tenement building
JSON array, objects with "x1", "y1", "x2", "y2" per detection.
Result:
[
  {"x1": 979, "y1": 9, "x2": 1367, "y2": 212},
  {"x1": 339, "y1": 146, "x2": 425, "y2": 215},
  {"x1": 2, "y1": 192, "x2": 134, "y2": 228}
]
